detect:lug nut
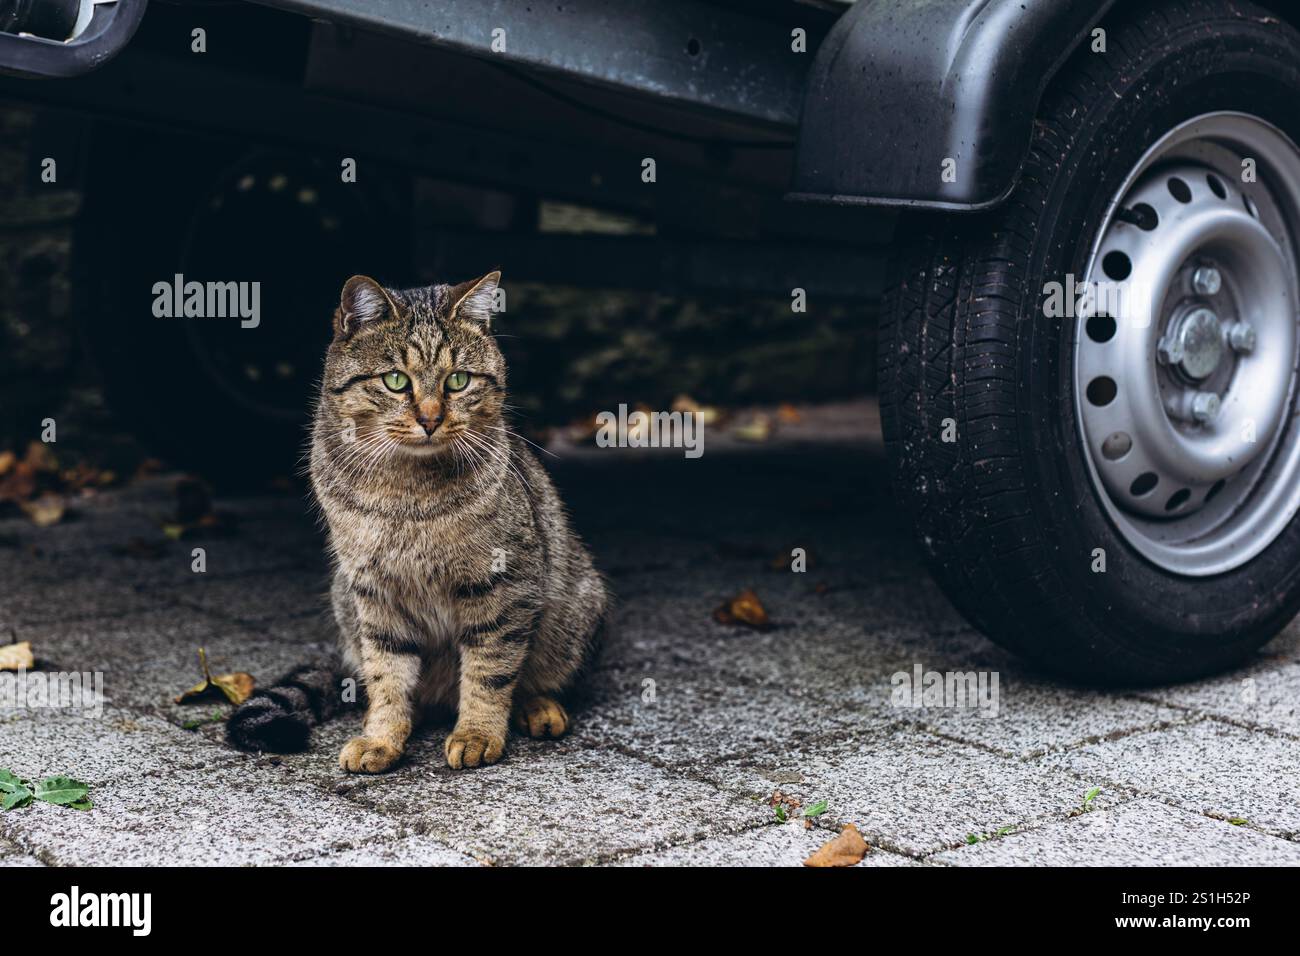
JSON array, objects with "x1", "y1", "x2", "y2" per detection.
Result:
[
  {"x1": 1225, "y1": 321, "x2": 1256, "y2": 353},
  {"x1": 1156, "y1": 337, "x2": 1183, "y2": 366},
  {"x1": 1191, "y1": 391, "x2": 1221, "y2": 424},
  {"x1": 1192, "y1": 266, "x2": 1222, "y2": 297}
]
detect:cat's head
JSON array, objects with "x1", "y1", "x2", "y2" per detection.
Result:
[{"x1": 320, "y1": 272, "x2": 506, "y2": 459}]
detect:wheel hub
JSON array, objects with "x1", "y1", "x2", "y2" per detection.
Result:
[
  {"x1": 1159, "y1": 305, "x2": 1224, "y2": 381},
  {"x1": 1074, "y1": 113, "x2": 1300, "y2": 575}
]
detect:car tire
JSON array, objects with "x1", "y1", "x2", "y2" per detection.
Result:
[
  {"x1": 879, "y1": 0, "x2": 1300, "y2": 683},
  {"x1": 73, "y1": 124, "x2": 408, "y2": 484}
]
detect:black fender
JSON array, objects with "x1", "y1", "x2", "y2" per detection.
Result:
[
  {"x1": 0, "y1": 0, "x2": 148, "y2": 79},
  {"x1": 789, "y1": 0, "x2": 1117, "y2": 212}
]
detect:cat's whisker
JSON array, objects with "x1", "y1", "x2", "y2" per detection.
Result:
[
  {"x1": 462, "y1": 426, "x2": 533, "y2": 495},
  {"x1": 330, "y1": 429, "x2": 388, "y2": 476},
  {"x1": 485, "y1": 423, "x2": 559, "y2": 459},
  {"x1": 333, "y1": 430, "x2": 396, "y2": 487}
]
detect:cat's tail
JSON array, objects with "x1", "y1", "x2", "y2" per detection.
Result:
[{"x1": 226, "y1": 657, "x2": 347, "y2": 753}]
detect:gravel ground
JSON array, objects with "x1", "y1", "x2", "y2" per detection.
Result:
[{"x1": 2, "y1": 399, "x2": 1298, "y2": 866}]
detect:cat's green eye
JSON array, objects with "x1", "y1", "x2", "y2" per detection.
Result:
[
  {"x1": 382, "y1": 371, "x2": 410, "y2": 392},
  {"x1": 445, "y1": 371, "x2": 471, "y2": 392}
]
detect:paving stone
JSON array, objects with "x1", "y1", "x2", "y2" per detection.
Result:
[
  {"x1": 578, "y1": 665, "x2": 872, "y2": 772},
  {"x1": 167, "y1": 567, "x2": 333, "y2": 626},
  {"x1": 930, "y1": 799, "x2": 1300, "y2": 866},
  {"x1": 0, "y1": 762, "x2": 404, "y2": 866},
  {"x1": 0, "y1": 839, "x2": 45, "y2": 866},
  {"x1": 699, "y1": 727, "x2": 1127, "y2": 855},
  {"x1": 888, "y1": 662, "x2": 1194, "y2": 758},
  {"x1": 0, "y1": 572, "x2": 172, "y2": 629},
  {"x1": 1139, "y1": 658, "x2": 1300, "y2": 739},
  {"x1": 4, "y1": 427, "x2": 1300, "y2": 866},
  {"x1": 616, "y1": 822, "x2": 923, "y2": 867},
  {"x1": 340, "y1": 737, "x2": 763, "y2": 865},
  {"x1": 597, "y1": 568, "x2": 980, "y2": 718},
  {"x1": 2, "y1": 608, "x2": 327, "y2": 720},
  {"x1": 0, "y1": 706, "x2": 230, "y2": 786},
  {"x1": 1039, "y1": 720, "x2": 1300, "y2": 836},
  {"x1": 291, "y1": 834, "x2": 481, "y2": 866}
]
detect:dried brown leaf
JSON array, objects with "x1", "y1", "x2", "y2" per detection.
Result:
[
  {"x1": 804, "y1": 824, "x2": 870, "y2": 867},
  {"x1": 712, "y1": 588, "x2": 770, "y2": 630}
]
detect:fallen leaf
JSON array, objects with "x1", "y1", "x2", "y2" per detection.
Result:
[
  {"x1": 712, "y1": 588, "x2": 770, "y2": 630},
  {"x1": 733, "y1": 414, "x2": 772, "y2": 443},
  {"x1": 670, "y1": 394, "x2": 721, "y2": 426},
  {"x1": 769, "y1": 789, "x2": 801, "y2": 810},
  {"x1": 0, "y1": 458, "x2": 37, "y2": 503},
  {"x1": 24, "y1": 441, "x2": 58, "y2": 474},
  {"x1": 33, "y1": 775, "x2": 90, "y2": 807},
  {"x1": 776, "y1": 402, "x2": 802, "y2": 424},
  {"x1": 18, "y1": 492, "x2": 65, "y2": 527},
  {"x1": 174, "y1": 647, "x2": 255, "y2": 705},
  {"x1": 804, "y1": 824, "x2": 870, "y2": 867},
  {"x1": 0, "y1": 641, "x2": 34, "y2": 671},
  {"x1": 0, "y1": 770, "x2": 33, "y2": 811},
  {"x1": 803, "y1": 799, "x2": 829, "y2": 819}
]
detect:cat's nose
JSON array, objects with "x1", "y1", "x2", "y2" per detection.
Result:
[
  {"x1": 415, "y1": 412, "x2": 444, "y2": 435},
  {"x1": 414, "y1": 398, "x2": 444, "y2": 435}
]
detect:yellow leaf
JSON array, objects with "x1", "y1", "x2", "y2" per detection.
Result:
[
  {"x1": 19, "y1": 493, "x2": 65, "y2": 527},
  {"x1": 733, "y1": 414, "x2": 771, "y2": 442},
  {"x1": 211, "y1": 671, "x2": 255, "y2": 705},
  {"x1": 174, "y1": 648, "x2": 255, "y2": 705},
  {"x1": 0, "y1": 641, "x2": 35, "y2": 671}
]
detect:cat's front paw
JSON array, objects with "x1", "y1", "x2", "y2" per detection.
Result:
[
  {"x1": 512, "y1": 695, "x2": 570, "y2": 739},
  {"x1": 444, "y1": 728, "x2": 505, "y2": 769},
  {"x1": 339, "y1": 736, "x2": 403, "y2": 773}
]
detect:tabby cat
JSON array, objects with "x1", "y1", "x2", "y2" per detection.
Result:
[{"x1": 228, "y1": 271, "x2": 608, "y2": 773}]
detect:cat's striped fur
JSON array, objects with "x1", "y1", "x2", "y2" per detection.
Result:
[{"x1": 228, "y1": 272, "x2": 608, "y2": 772}]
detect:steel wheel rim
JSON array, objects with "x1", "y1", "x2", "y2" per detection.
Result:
[{"x1": 1075, "y1": 112, "x2": 1300, "y2": 577}]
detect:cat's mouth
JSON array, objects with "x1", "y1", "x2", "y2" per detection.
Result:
[
  {"x1": 394, "y1": 436, "x2": 446, "y2": 456},
  {"x1": 386, "y1": 428, "x2": 450, "y2": 456}
]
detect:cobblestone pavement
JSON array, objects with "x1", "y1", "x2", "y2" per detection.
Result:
[{"x1": 2, "y1": 401, "x2": 1298, "y2": 866}]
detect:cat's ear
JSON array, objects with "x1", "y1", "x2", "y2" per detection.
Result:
[
  {"x1": 335, "y1": 275, "x2": 398, "y2": 339},
  {"x1": 449, "y1": 270, "x2": 501, "y2": 329}
]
